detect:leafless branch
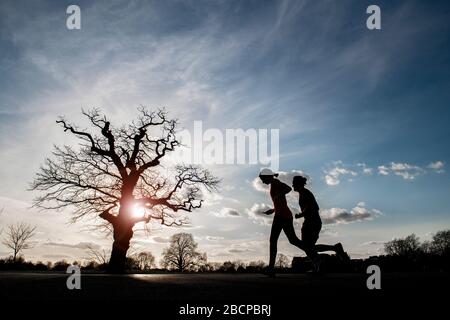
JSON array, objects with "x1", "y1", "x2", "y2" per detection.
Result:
[
  {"x1": 31, "y1": 107, "x2": 220, "y2": 230},
  {"x1": 2, "y1": 222, "x2": 37, "y2": 262}
]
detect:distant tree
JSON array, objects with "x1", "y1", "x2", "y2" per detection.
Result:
[
  {"x1": 135, "y1": 252, "x2": 156, "y2": 271},
  {"x1": 2, "y1": 222, "x2": 36, "y2": 263},
  {"x1": 52, "y1": 260, "x2": 70, "y2": 271},
  {"x1": 420, "y1": 240, "x2": 433, "y2": 254},
  {"x1": 248, "y1": 260, "x2": 266, "y2": 268},
  {"x1": 234, "y1": 260, "x2": 246, "y2": 269},
  {"x1": 384, "y1": 234, "x2": 421, "y2": 257},
  {"x1": 31, "y1": 108, "x2": 219, "y2": 273},
  {"x1": 198, "y1": 262, "x2": 218, "y2": 272},
  {"x1": 219, "y1": 260, "x2": 246, "y2": 272},
  {"x1": 6, "y1": 256, "x2": 25, "y2": 265},
  {"x1": 219, "y1": 261, "x2": 237, "y2": 272},
  {"x1": 34, "y1": 261, "x2": 49, "y2": 271},
  {"x1": 161, "y1": 233, "x2": 206, "y2": 271},
  {"x1": 245, "y1": 260, "x2": 266, "y2": 272},
  {"x1": 430, "y1": 230, "x2": 450, "y2": 256},
  {"x1": 125, "y1": 256, "x2": 140, "y2": 270},
  {"x1": 86, "y1": 244, "x2": 110, "y2": 265},
  {"x1": 234, "y1": 260, "x2": 246, "y2": 272},
  {"x1": 276, "y1": 253, "x2": 290, "y2": 268}
]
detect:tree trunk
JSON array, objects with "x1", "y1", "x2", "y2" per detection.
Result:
[{"x1": 107, "y1": 220, "x2": 134, "y2": 273}]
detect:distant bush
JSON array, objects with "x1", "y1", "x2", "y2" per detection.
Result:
[{"x1": 52, "y1": 260, "x2": 70, "y2": 271}]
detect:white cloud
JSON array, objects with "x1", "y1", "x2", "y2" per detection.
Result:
[
  {"x1": 252, "y1": 178, "x2": 269, "y2": 193},
  {"x1": 151, "y1": 236, "x2": 170, "y2": 244},
  {"x1": 206, "y1": 236, "x2": 225, "y2": 241},
  {"x1": 200, "y1": 191, "x2": 224, "y2": 207},
  {"x1": 320, "y1": 202, "x2": 382, "y2": 225},
  {"x1": 228, "y1": 248, "x2": 254, "y2": 253},
  {"x1": 428, "y1": 161, "x2": 445, "y2": 173},
  {"x1": 360, "y1": 241, "x2": 385, "y2": 246},
  {"x1": 223, "y1": 185, "x2": 236, "y2": 191},
  {"x1": 357, "y1": 163, "x2": 373, "y2": 175},
  {"x1": 326, "y1": 160, "x2": 445, "y2": 185},
  {"x1": 214, "y1": 207, "x2": 241, "y2": 218},
  {"x1": 378, "y1": 165, "x2": 390, "y2": 176},
  {"x1": 320, "y1": 227, "x2": 338, "y2": 237},
  {"x1": 42, "y1": 242, "x2": 100, "y2": 250},
  {"x1": 42, "y1": 254, "x2": 73, "y2": 259},
  {"x1": 323, "y1": 162, "x2": 357, "y2": 186},
  {"x1": 227, "y1": 239, "x2": 266, "y2": 256},
  {"x1": 325, "y1": 174, "x2": 340, "y2": 186},
  {"x1": 245, "y1": 203, "x2": 273, "y2": 226},
  {"x1": 378, "y1": 162, "x2": 425, "y2": 180}
]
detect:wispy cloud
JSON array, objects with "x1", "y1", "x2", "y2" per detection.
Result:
[
  {"x1": 151, "y1": 236, "x2": 170, "y2": 244},
  {"x1": 42, "y1": 241, "x2": 101, "y2": 250},
  {"x1": 324, "y1": 160, "x2": 445, "y2": 185},
  {"x1": 359, "y1": 241, "x2": 385, "y2": 246},
  {"x1": 205, "y1": 236, "x2": 224, "y2": 242},
  {"x1": 378, "y1": 162, "x2": 425, "y2": 180}
]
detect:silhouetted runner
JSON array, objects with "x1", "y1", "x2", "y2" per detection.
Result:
[
  {"x1": 292, "y1": 175, "x2": 350, "y2": 272},
  {"x1": 259, "y1": 168, "x2": 319, "y2": 277}
]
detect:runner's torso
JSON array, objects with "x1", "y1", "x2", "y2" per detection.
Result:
[
  {"x1": 299, "y1": 188, "x2": 321, "y2": 223},
  {"x1": 270, "y1": 179, "x2": 292, "y2": 219}
]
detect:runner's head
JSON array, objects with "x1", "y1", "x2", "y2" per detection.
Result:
[
  {"x1": 259, "y1": 168, "x2": 278, "y2": 185},
  {"x1": 292, "y1": 175, "x2": 307, "y2": 191}
]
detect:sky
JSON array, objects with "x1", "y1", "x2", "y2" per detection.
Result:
[{"x1": 0, "y1": 0, "x2": 449, "y2": 265}]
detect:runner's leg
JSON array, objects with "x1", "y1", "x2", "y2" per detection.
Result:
[{"x1": 269, "y1": 217, "x2": 283, "y2": 269}]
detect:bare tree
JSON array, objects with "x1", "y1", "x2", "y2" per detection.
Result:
[
  {"x1": 135, "y1": 251, "x2": 156, "y2": 271},
  {"x1": 276, "y1": 253, "x2": 290, "y2": 269},
  {"x1": 424, "y1": 230, "x2": 450, "y2": 256},
  {"x1": 161, "y1": 233, "x2": 206, "y2": 271},
  {"x1": 219, "y1": 260, "x2": 245, "y2": 272},
  {"x1": 384, "y1": 234, "x2": 421, "y2": 257},
  {"x1": 86, "y1": 244, "x2": 110, "y2": 265},
  {"x1": 31, "y1": 108, "x2": 219, "y2": 272},
  {"x1": 2, "y1": 222, "x2": 36, "y2": 262},
  {"x1": 247, "y1": 260, "x2": 266, "y2": 272},
  {"x1": 248, "y1": 260, "x2": 266, "y2": 268}
]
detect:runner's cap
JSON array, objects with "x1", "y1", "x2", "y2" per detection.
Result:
[{"x1": 259, "y1": 168, "x2": 276, "y2": 176}]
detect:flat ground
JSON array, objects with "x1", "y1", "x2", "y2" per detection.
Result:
[
  {"x1": 2, "y1": 272, "x2": 448, "y2": 316},
  {"x1": 1, "y1": 272, "x2": 448, "y2": 302}
]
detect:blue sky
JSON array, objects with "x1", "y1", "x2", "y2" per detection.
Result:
[{"x1": 0, "y1": 0, "x2": 449, "y2": 264}]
